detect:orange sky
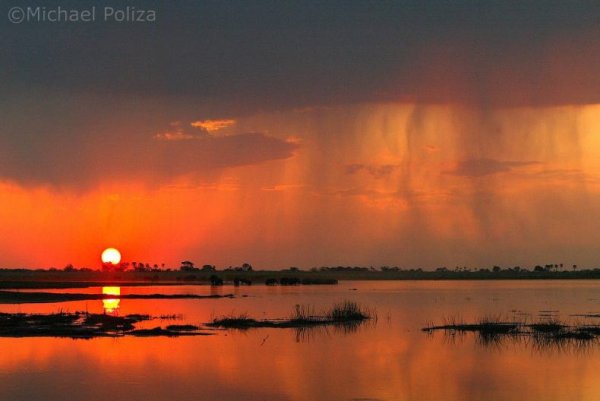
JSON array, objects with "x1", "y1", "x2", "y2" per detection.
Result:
[
  {"x1": 3, "y1": 3, "x2": 600, "y2": 269},
  {"x1": 1, "y1": 102, "x2": 600, "y2": 269}
]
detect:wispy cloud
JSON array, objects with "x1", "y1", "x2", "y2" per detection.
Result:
[
  {"x1": 446, "y1": 159, "x2": 540, "y2": 177},
  {"x1": 261, "y1": 184, "x2": 305, "y2": 192},
  {"x1": 345, "y1": 163, "x2": 398, "y2": 178},
  {"x1": 155, "y1": 119, "x2": 237, "y2": 141},
  {"x1": 153, "y1": 131, "x2": 197, "y2": 141},
  {"x1": 154, "y1": 121, "x2": 203, "y2": 141},
  {"x1": 191, "y1": 119, "x2": 236, "y2": 133}
]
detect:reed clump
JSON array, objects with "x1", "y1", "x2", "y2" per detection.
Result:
[
  {"x1": 208, "y1": 301, "x2": 373, "y2": 330},
  {"x1": 326, "y1": 301, "x2": 371, "y2": 322}
]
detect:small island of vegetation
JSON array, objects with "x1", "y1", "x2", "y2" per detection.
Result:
[
  {"x1": 0, "y1": 312, "x2": 211, "y2": 338},
  {"x1": 423, "y1": 315, "x2": 600, "y2": 347},
  {"x1": 0, "y1": 301, "x2": 373, "y2": 338}
]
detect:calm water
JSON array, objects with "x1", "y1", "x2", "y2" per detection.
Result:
[{"x1": 2, "y1": 280, "x2": 600, "y2": 401}]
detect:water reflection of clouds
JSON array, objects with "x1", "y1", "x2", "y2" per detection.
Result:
[{"x1": 3, "y1": 282, "x2": 600, "y2": 401}]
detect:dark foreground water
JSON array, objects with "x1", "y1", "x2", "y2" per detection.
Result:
[{"x1": 2, "y1": 280, "x2": 600, "y2": 401}]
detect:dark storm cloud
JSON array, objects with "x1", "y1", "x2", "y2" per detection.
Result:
[
  {"x1": 0, "y1": 93, "x2": 298, "y2": 187},
  {"x1": 1, "y1": 1, "x2": 600, "y2": 187},
  {"x1": 2, "y1": 0, "x2": 600, "y2": 111},
  {"x1": 0, "y1": 130, "x2": 298, "y2": 187}
]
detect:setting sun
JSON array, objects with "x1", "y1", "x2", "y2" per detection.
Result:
[{"x1": 101, "y1": 248, "x2": 121, "y2": 265}]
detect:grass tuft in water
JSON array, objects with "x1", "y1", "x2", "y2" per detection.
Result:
[
  {"x1": 208, "y1": 301, "x2": 373, "y2": 330},
  {"x1": 326, "y1": 301, "x2": 371, "y2": 322}
]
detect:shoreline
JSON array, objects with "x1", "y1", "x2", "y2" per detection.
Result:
[{"x1": 1, "y1": 269, "x2": 600, "y2": 290}]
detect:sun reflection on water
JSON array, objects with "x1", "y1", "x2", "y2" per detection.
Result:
[{"x1": 102, "y1": 286, "x2": 121, "y2": 315}]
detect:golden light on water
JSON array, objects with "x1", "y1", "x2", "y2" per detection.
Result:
[{"x1": 102, "y1": 286, "x2": 121, "y2": 314}]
